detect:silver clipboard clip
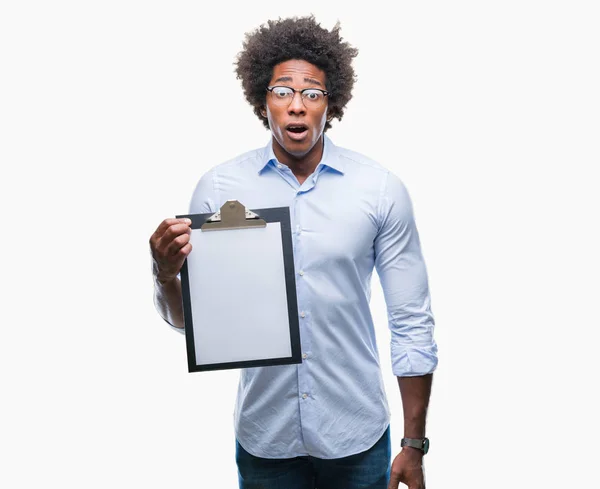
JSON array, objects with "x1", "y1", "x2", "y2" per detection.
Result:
[{"x1": 201, "y1": 200, "x2": 267, "y2": 232}]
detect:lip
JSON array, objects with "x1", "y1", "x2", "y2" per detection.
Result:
[
  {"x1": 285, "y1": 123, "x2": 309, "y2": 141},
  {"x1": 285, "y1": 122, "x2": 308, "y2": 130}
]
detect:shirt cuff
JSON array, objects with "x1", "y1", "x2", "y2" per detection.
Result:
[{"x1": 391, "y1": 343, "x2": 438, "y2": 377}]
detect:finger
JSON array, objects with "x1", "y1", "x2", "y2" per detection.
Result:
[
  {"x1": 179, "y1": 242, "x2": 192, "y2": 256},
  {"x1": 155, "y1": 223, "x2": 192, "y2": 255},
  {"x1": 163, "y1": 222, "x2": 193, "y2": 241},
  {"x1": 150, "y1": 218, "x2": 191, "y2": 249},
  {"x1": 155, "y1": 218, "x2": 191, "y2": 237},
  {"x1": 169, "y1": 242, "x2": 193, "y2": 274},
  {"x1": 155, "y1": 231, "x2": 191, "y2": 269},
  {"x1": 165, "y1": 231, "x2": 192, "y2": 256},
  {"x1": 407, "y1": 478, "x2": 425, "y2": 489},
  {"x1": 387, "y1": 476, "x2": 401, "y2": 489},
  {"x1": 176, "y1": 242, "x2": 192, "y2": 264},
  {"x1": 155, "y1": 243, "x2": 192, "y2": 283}
]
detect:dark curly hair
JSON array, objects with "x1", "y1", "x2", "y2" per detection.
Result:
[{"x1": 234, "y1": 15, "x2": 358, "y2": 132}]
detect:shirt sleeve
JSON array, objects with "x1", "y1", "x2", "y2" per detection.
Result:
[
  {"x1": 374, "y1": 171, "x2": 438, "y2": 377},
  {"x1": 189, "y1": 168, "x2": 218, "y2": 214}
]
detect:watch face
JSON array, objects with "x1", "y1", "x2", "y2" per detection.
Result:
[{"x1": 423, "y1": 438, "x2": 430, "y2": 454}]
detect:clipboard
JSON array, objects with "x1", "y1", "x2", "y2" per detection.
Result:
[{"x1": 176, "y1": 200, "x2": 302, "y2": 372}]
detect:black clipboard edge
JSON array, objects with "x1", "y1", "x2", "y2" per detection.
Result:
[{"x1": 176, "y1": 207, "x2": 302, "y2": 373}]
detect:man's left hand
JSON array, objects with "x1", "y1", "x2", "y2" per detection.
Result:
[{"x1": 387, "y1": 448, "x2": 425, "y2": 489}]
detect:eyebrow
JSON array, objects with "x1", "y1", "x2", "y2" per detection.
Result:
[{"x1": 273, "y1": 76, "x2": 323, "y2": 87}]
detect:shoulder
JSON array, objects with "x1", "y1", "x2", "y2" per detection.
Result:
[
  {"x1": 189, "y1": 145, "x2": 265, "y2": 213},
  {"x1": 331, "y1": 141, "x2": 413, "y2": 214},
  {"x1": 335, "y1": 143, "x2": 389, "y2": 175},
  {"x1": 203, "y1": 145, "x2": 266, "y2": 179},
  {"x1": 330, "y1": 141, "x2": 411, "y2": 197},
  {"x1": 192, "y1": 145, "x2": 266, "y2": 188},
  {"x1": 327, "y1": 138, "x2": 387, "y2": 170},
  {"x1": 332, "y1": 142, "x2": 407, "y2": 194},
  {"x1": 336, "y1": 140, "x2": 411, "y2": 181}
]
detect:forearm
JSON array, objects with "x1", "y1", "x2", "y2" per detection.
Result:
[
  {"x1": 153, "y1": 275, "x2": 185, "y2": 330},
  {"x1": 397, "y1": 373, "x2": 433, "y2": 438}
]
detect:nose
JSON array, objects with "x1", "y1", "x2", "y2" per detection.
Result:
[{"x1": 287, "y1": 91, "x2": 306, "y2": 115}]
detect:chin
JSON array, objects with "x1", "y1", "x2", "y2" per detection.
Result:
[
  {"x1": 286, "y1": 147, "x2": 310, "y2": 158},
  {"x1": 287, "y1": 141, "x2": 315, "y2": 157}
]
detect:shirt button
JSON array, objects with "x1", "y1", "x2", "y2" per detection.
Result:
[
  {"x1": 300, "y1": 312, "x2": 306, "y2": 318},
  {"x1": 302, "y1": 353, "x2": 308, "y2": 359},
  {"x1": 302, "y1": 393, "x2": 308, "y2": 399},
  {"x1": 299, "y1": 270, "x2": 304, "y2": 276},
  {"x1": 277, "y1": 164, "x2": 283, "y2": 169}
]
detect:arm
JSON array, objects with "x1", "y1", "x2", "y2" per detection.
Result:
[
  {"x1": 150, "y1": 170, "x2": 218, "y2": 332},
  {"x1": 398, "y1": 373, "x2": 432, "y2": 440},
  {"x1": 373, "y1": 171, "x2": 437, "y2": 489},
  {"x1": 150, "y1": 218, "x2": 192, "y2": 331},
  {"x1": 153, "y1": 269, "x2": 185, "y2": 330},
  {"x1": 386, "y1": 374, "x2": 432, "y2": 489}
]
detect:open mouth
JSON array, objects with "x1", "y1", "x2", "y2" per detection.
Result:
[{"x1": 286, "y1": 124, "x2": 309, "y2": 140}]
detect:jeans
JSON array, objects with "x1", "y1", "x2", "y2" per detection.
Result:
[{"x1": 236, "y1": 426, "x2": 391, "y2": 489}]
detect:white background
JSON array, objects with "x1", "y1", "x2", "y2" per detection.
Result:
[{"x1": 1, "y1": 1, "x2": 598, "y2": 488}]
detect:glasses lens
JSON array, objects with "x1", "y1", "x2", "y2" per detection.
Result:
[
  {"x1": 302, "y1": 89, "x2": 325, "y2": 105},
  {"x1": 271, "y1": 87, "x2": 294, "y2": 104}
]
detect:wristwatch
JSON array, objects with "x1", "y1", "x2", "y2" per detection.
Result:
[{"x1": 401, "y1": 437, "x2": 430, "y2": 454}]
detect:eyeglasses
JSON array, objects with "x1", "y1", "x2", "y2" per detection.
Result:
[{"x1": 266, "y1": 86, "x2": 329, "y2": 107}]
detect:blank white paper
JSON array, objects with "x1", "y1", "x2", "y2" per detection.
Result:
[{"x1": 186, "y1": 222, "x2": 292, "y2": 365}]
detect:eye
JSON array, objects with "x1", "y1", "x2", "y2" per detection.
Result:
[
  {"x1": 273, "y1": 87, "x2": 292, "y2": 98},
  {"x1": 303, "y1": 90, "x2": 322, "y2": 101}
]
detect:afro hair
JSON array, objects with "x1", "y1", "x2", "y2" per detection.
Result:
[{"x1": 234, "y1": 15, "x2": 358, "y2": 132}]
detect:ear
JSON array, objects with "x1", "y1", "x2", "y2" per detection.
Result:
[{"x1": 260, "y1": 106, "x2": 267, "y2": 118}]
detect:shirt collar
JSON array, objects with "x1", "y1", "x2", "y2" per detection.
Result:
[{"x1": 257, "y1": 134, "x2": 345, "y2": 175}]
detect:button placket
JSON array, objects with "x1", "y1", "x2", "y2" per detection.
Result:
[{"x1": 294, "y1": 197, "x2": 313, "y2": 412}]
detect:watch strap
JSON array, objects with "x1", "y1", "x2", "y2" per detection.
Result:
[{"x1": 401, "y1": 437, "x2": 429, "y2": 454}]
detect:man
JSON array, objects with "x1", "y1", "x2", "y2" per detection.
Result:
[{"x1": 150, "y1": 16, "x2": 437, "y2": 489}]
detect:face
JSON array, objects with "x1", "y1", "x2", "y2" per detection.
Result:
[{"x1": 260, "y1": 59, "x2": 330, "y2": 161}]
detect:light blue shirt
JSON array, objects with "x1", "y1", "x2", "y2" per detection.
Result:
[{"x1": 185, "y1": 134, "x2": 437, "y2": 459}]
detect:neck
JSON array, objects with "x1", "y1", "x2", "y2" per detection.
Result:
[{"x1": 272, "y1": 135, "x2": 324, "y2": 179}]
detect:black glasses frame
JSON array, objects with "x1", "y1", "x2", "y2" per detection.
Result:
[{"x1": 266, "y1": 85, "x2": 330, "y2": 103}]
